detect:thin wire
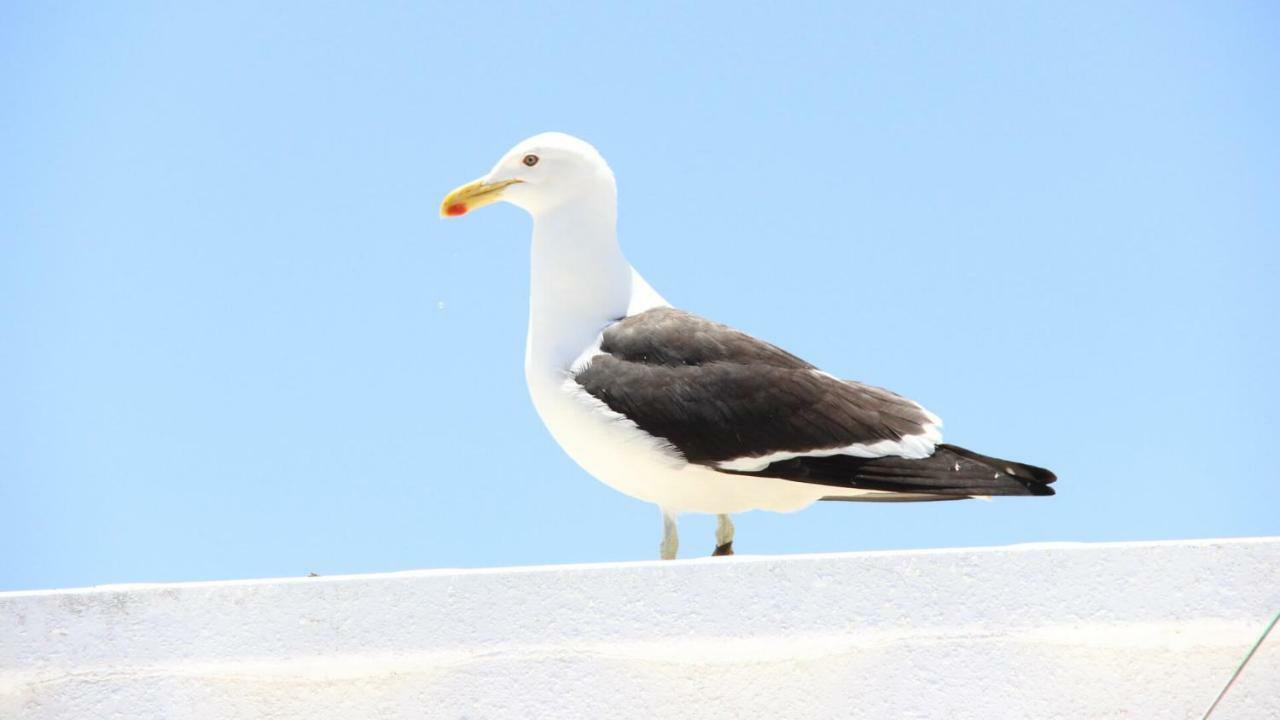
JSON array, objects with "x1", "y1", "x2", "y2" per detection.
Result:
[{"x1": 1201, "y1": 607, "x2": 1280, "y2": 719}]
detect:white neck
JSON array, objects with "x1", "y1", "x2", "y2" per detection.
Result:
[{"x1": 526, "y1": 188, "x2": 633, "y2": 374}]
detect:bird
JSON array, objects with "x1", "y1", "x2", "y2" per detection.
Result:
[{"x1": 440, "y1": 132, "x2": 1055, "y2": 560}]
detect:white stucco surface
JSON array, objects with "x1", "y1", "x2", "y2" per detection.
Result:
[{"x1": 3, "y1": 538, "x2": 1278, "y2": 719}]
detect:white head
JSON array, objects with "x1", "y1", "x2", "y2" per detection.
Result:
[{"x1": 440, "y1": 132, "x2": 616, "y2": 218}]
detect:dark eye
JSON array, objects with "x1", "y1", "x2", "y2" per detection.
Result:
[{"x1": 522, "y1": 154, "x2": 539, "y2": 167}]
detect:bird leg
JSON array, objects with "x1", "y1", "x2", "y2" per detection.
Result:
[
  {"x1": 659, "y1": 509, "x2": 678, "y2": 560},
  {"x1": 713, "y1": 514, "x2": 735, "y2": 556}
]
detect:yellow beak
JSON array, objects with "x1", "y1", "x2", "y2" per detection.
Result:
[{"x1": 440, "y1": 178, "x2": 522, "y2": 218}]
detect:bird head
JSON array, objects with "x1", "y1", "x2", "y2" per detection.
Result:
[{"x1": 440, "y1": 132, "x2": 616, "y2": 218}]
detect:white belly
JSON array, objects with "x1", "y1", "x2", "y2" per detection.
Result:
[{"x1": 524, "y1": 366, "x2": 835, "y2": 515}]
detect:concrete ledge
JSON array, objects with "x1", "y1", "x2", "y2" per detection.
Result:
[{"x1": 3, "y1": 538, "x2": 1279, "y2": 719}]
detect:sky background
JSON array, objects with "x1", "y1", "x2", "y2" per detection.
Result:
[{"x1": 2, "y1": 2, "x2": 1278, "y2": 591}]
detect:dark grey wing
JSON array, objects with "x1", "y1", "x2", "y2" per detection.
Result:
[
  {"x1": 573, "y1": 308, "x2": 1056, "y2": 498},
  {"x1": 572, "y1": 307, "x2": 940, "y2": 468}
]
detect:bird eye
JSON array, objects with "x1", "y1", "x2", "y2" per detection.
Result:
[{"x1": 522, "y1": 154, "x2": 539, "y2": 167}]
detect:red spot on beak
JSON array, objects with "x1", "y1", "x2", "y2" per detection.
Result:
[{"x1": 445, "y1": 203, "x2": 468, "y2": 217}]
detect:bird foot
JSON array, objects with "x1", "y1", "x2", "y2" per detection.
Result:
[{"x1": 712, "y1": 541, "x2": 734, "y2": 557}]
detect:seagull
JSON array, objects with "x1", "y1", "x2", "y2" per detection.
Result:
[{"x1": 441, "y1": 132, "x2": 1055, "y2": 560}]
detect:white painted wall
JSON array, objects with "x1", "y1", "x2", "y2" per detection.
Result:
[{"x1": 3, "y1": 538, "x2": 1278, "y2": 719}]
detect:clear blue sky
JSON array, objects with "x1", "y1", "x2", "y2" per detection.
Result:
[{"x1": 3, "y1": 3, "x2": 1277, "y2": 591}]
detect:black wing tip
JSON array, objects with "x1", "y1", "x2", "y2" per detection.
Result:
[
  {"x1": 728, "y1": 443, "x2": 1059, "y2": 499},
  {"x1": 937, "y1": 443, "x2": 1057, "y2": 495},
  {"x1": 1011, "y1": 466, "x2": 1056, "y2": 496}
]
